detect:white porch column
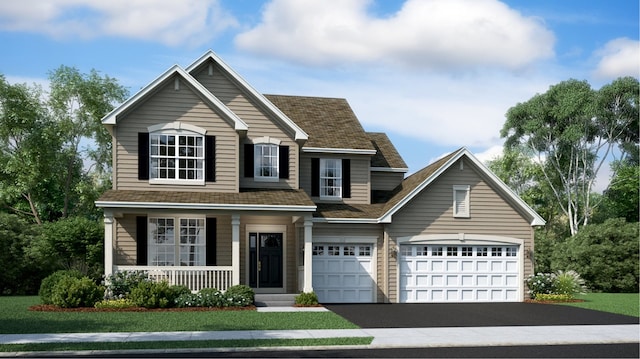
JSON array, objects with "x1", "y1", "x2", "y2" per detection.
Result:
[
  {"x1": 103, "y1": 211, "x2": 114, "y2": 277},
  {"x1": 231, "y1": 214, "x2": 241, "y2": 285},
  {"x1": 303, "y1": 216, "x2": 314, "y2": 293}
]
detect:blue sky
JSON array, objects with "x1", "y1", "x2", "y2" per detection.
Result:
[{"x1": 1, "y1": 0, "x2": 638, "y2": 190}]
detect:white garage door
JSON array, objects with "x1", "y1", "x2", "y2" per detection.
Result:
[
  {"x1": 312, "y1": 244, "x2": 375, "y2": 303},
  {"x1": 400, "y1": 244, "x2": 520, "y2": 302}
]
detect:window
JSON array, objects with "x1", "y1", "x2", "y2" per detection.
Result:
[
  {"x1": 432, "y1": 246, "x2": 443, "y2": 256},
  {"x1": 254, "y1": 143, "x2": 279, "y2": 181},
  {"x1": 461, "y1": 247, "x2": 473, "y2": 256},
  {"x1": 359, "y1": 246, "x2": 371, "y2": 256},
  {"x1": 320, "y1": 159, "x2": 342, "y2": 198},
  {"x1": 150, "y1": 133, "x2": 204, "y2": 182},
  {"x1": 447, "y1": 246, "x2": 458, "y2": 256},
  {"x1": 453, "y1": 185, "x2": 470, "y2": 218},
  {"x1": 313, "y1": 245, "x2": 324, "y2": 256},
  {"x1": 148, "y1": 217, "x2": 205, "y2": 266},
  {"x1": 343, "y1": 246, "x2": 355, "y2": 256},
  {"x1": 477, "y1": 247, "x2": 488, "y2": 256},
  {"x1": 491, "y1": 247, "x2": 503, "y2": 257},
  {"x1": 328, "y1": 246, "x2": 340, "y2": 256},
  {"x1": 417, "y1": 246, "x2": 428, "y2": 256},
  {"x1": 505, "y1": 247, "x2": 517, "y2": 257}
]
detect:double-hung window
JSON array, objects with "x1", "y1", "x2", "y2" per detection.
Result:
[
  {"x1": 254, "y1": 143, "x2": 279, "y2": 181},
  {"x1": 320, "y1": 158, "x2": 342, "y2": 198},
  {"x1": 148, "y1": 217, "x2": 206, "y2": 266},
  {"x1": 150, "y1": 132, "x2": 204, "y2": 183}
]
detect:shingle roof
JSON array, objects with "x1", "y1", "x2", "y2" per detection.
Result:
[
  {"x1": 97, "y1": 188, "x2": 316, "y2": 209},
  {"x1": 367, "y1": 132, "x2": 408, "y2": 169},
  {"x1": 265, "y1": 95, "x2": 375, "y2": 151}
]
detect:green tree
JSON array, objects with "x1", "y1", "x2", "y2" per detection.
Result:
[
  {"x1": 501, "y1": 77, "x2": 639, "y2": 235},
  {"x1": 594, "y1": 161, "x2": 640, "y2": 223},
  {"x1": 0, "y1": 212, "x2": 43, "y2": 294}
]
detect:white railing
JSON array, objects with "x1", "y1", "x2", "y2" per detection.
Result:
[{"x1": 115, "y1": 265, "x2": 234, "y2": 292}]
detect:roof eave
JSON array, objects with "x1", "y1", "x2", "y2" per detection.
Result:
[{"x1": 95, "y1": 201, "x2": 316, "y2": 212}]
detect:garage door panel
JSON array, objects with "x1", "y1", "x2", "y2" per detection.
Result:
[{"x1": 400, "y1": 244, "x2": 521, "y2": 303}]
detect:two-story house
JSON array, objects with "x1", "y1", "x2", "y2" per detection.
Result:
[{"x1": 96, "y1": 51, "x2": 544, "y2": 303}]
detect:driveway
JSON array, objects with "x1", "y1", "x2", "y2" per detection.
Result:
[{"x1": 324, "y1": 303, "x2": 639, "y2": 328}]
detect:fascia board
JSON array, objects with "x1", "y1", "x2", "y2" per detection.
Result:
[
  {"x1": 370, "y1": 167, "x2": 409, "y2": 173},
  {"x1": 95, "y1": 201, "x2": 317, "y2": 212},
  {"x1": 186, "y1": 50, "x2": 308, "y2": 141},
  {"x1": 302, "y1": 147, "x2": 377, "y2": 155},
  {"x1": 312, "y1": 217, "x2": 380, "y2": 224}
]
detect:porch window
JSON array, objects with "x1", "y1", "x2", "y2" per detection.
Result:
[{"x1": 148, "y1": 217, "x2": 205, "y2": 266}]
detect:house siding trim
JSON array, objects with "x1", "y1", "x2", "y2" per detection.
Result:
[
  {"x1": 303, "y1": 147, "x2": 377, "y2": 155},
  {"x1": 96, "y1": 201, "x2": 316, "y2": 212}
]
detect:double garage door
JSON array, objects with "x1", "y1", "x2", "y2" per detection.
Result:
[
  {"x1": 399, "y1": 244, "x2": 521, "y2": 302},
  {"x1": 312, "y1": 243, "x2": 375, "y2": 303}
]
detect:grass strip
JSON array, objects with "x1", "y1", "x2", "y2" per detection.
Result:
[
  {"x1": 0, "y1": 337, "x2": 374, "y2": 353},
  {"x1": 560, "y1": 293, "x2": 639, "y2": 317}
]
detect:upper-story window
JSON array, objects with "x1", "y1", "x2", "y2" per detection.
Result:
[
  {"x1": 453, "y1": 185, "x2": 470, "y2": 218},
  {"x1": 244, "y1": 137, "x2": 289, "y2": 182},
  {"x1": 254, "y1": 143, "x2": 279, "y2": 181},
  {"x1": 139, "y1": 122, "x2": 214, "y2": 185},
  {"x1": 320, "y1": 158, "x2": 342, "y2": 198}
]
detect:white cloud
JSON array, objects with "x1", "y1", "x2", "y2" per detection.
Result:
[
  {"x1": 235, "y1": 0, "x2": 555, "y2": 70},
  {"x1": 474, "y1": 144, "x2": 504, "y2": 164},
  {"x1": 0, "y1": 0, "x2": 238, "y2": 46},
  {"x1": 593, "y1": 38, "x2": 640, "y2": 80}
]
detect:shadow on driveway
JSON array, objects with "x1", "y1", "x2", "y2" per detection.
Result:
[{"x1": 324, "y1": 303, "x2": 640, "y2": 328}]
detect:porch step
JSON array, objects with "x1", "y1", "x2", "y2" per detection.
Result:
[{"x1": 254, "y1": 294, "x2": 297, "y2": 307}]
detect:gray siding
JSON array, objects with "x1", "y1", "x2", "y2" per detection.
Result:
[
  {"x1": 300, "y1": 153, "x2": 371, "y2": 205},
  {"x1": 114, "y1": 76, "x2": 238, "y2": 192},
  {"x1": 371, "y1": 171, "x2": 404, "y2": 191}
]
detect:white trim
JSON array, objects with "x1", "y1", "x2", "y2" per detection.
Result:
[
  {"x1": 312, "y1": 217, "x2": 380, "y2": 224},
  {"x1": 148, "y1": 179, "x2": 205, "y2": 186},
  {"x1": 396, "y1": 234, "x2": 525, "y2": 246},
  {"x1": 303, "y1": 147, "x2": 377, "y2": 155},
  {"x1": 252, "y1": 136, "x2": 282, "y2": 145},
  {"x1": 313, "y1": 235, "x2": 378, "y2": 244},
  {"x1": 147, "y1": 122, "x2": 207, "y2": 135},
  {"x1": 102, "y1": 65, "x2": 249, "y2": 132},
  {"x1": 95, "y1": 201, "x2": 316, "y2": 212},
  {"x1": 185, "y1": 50, "x2": 308, "y2": 142},
  {"x1": 370, "y1": 167, "x2": 409, "y2": 173}
]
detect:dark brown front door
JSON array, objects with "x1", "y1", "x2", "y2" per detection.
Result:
[{"x1": 249, "y1": 232, "x2": 283, "y2": 288}]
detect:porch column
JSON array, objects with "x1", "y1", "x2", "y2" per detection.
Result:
[
  {"x1": 303, "y1": 216, "x2": 314, "y2": 293},
  {"x1": 103, "y1": 211, "x2": 114, "y2": 277},
  {"x1": 231, "y1": 214, "x2": 240, "y2": 285}
]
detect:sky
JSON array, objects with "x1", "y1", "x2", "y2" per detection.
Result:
[{"x1": 1, "y1": 0, "x2": 638, "y2": 191}]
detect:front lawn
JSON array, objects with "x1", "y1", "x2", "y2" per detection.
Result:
[
  {"x1": 560, "y1": 293, "x2": 639, "y2": 317},
  {"x1": 0, "y1": 296, "x2": 358, "y2": 334}
]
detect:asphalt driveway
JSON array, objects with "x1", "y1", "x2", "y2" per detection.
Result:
[{"x1": 324, "y1": 303, "x2": 639, "y2": 328}]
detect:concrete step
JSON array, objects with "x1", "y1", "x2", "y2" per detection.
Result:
[{"x1": 254, "y1": 293, "x2": 297, "y2": 307}]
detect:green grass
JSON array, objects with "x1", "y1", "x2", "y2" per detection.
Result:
[
  {"x1": 0, "y1": 296, "x2": 358, "y2": 334},
  {"x1": 0, "y1": 337, "x2": 374, "y2": 353},
  {"x1": 560, "y1": 293, "x2": 639, "y2": 317}
]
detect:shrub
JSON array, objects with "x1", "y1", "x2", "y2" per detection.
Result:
[
  {"x1": 95, "y1": 298, "x2": 137, "y2": 309},
  {"x1": 103, "y1": 271, "x2": 149, "y2": 299},
  {"x1": 295, "y1": 292, "x2": 319, "y2": 306},
  {"x1": 171, "y1": 285, "x2": 192, "y2": 299},
  {"x1": 50, "y1": 276, "x2": 103, "y2": 308},
  {"x1": 224, "y1": 285, "x2": 254, "y2": 307},
  {"x1": 526, "y1": 273, "x2": 557, "y2": 299},
  {"x1": 534, "y1": 293, "x2": 573, "y2": 302},
  {"x1": 554, "y1": 270, "x2": 587, "y2": 298},
  {"x1": 129, "y1": 281, "x2": 177, "y2": 308},
  {"x1": 39, "y1": 270, "x2": 84, "y2": 304}
]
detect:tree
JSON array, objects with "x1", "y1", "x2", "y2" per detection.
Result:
[{"x1": 501, "y1": 77, "x2": 639, "y2": 236}]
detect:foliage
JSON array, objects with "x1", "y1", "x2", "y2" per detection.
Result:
[
  {"x1": 526, "y1": 273, "x2": 557, "y2": 298},
  {"x1": 0, "y1": 212, "x2": 43, "y2": 295},
  {"x1": 552, "y1": 218, "x2": 639, "y2": 292},
  {"x1": 94, "y1": 298, "x2": 137, "y2": 309},
  {"x1": 295, "y1": 292, "x2": 319, "y2": 306},
  {"x1": 595, "y1": 161, "x2": 639, "y2": 223},
  {"x1": 534, "y1": 293, "x2": 573, "y2": 302},
  {"x1": 103, "y1": 271, "x2": 149, "y2": 300},
  {"x1": 224, "y1": 285, "x2": 255, "y2": 306},
  {"x1": 50, "y1": 276, "x2": 103, "y2": 308},
  {"x1": 526, "y1": 270, "x2": 587, "y2": 300},
  {"x1": 554, "y1": 270, "x2": 587, "y2": 297},
  {"x1": 175, "y1": 288, "x2": 225, "y2": 308},
  {"x1": 501, "y1": 77, "x2": 639, "y2": 236},
  {"x1": 129, "y1": 281, "x2": 182, "y2": 309},
  {"x1": 38, "y1": 270, "x2": 84, "y2": 305}
]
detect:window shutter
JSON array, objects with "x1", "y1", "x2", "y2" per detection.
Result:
[
  {"x1": 279, "y1": 145, "x2": 289, "y2": 179},
  {"x1": 311, "y1": 158, "x2": 320, "y2": 197},
  {"x1": 205, "y1": 135, "x2": 216, "y2": 182},
  {"x1": 244, "y1": 144, "x2": 254, "y2": 178},
  {"x1": 138, "y1": 133, "x2": 149, "y2": 180},
  {"x1": 342, "y1": 159, "x2": 351, "y2": 198},
  {"x1": 206, "y1": 218, "x2": 217, "y2": 266},
  {"x1": 136, "y1": 216, "x2": 148, "y2": 265}
]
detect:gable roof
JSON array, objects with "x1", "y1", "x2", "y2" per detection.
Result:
[
  {"x1": 265, "y1": 95, "x2": 375, "y2": 153},
  {"x1": 102, "y1": 65, "x2": 248, "y2": 131},
  {"x1": 367, "y1": 132, "x2": 408, "y2": 170},
  {"x1": 186, "y1": 50, "x2": 308, "y2": 142}
]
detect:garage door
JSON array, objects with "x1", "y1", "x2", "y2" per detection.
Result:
[
  {"x1": 312, "y1": 244, "x2": 375, "y2": 303},
  {"x1": 399, "y1": 244, "x2": 520, "y2": 302}
]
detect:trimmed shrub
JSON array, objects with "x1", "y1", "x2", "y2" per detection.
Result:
[
  {"x1": 50, "y1": 276, "x2": 103, "y2": 308},
  {"x1": 554, "y1": 270, "x2": 587, "y2": 298},
  {"x1": 129, "y1": 281, "x2": 177, "y2": 308},
  {"x1": 526, "y1": 273, "x2": 557, "y2": 299},
  {"x1": 39, "y1": 270, "x2": 84, "y2": 304},
  {"x1": 95, "y1": 298, "x2": 137, "y2": 309},
  {"x1": 224, "y1": 285, "x2": 254, "y2": 307},
  {"x1": 295, "y1": 291, "x2": 319, "y2": 306},
  {"x1": 534, "y1": 293, "x2": 573, "y2": 302},
  {"x1": 103, "y1": 271, "x2": 149, "y2": 299}
]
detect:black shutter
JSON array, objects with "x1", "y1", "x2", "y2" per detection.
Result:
[
  {"x1": 138, "y1": 133, "x2": 149, "y2": 180},
  {"x1": 279, "y1": 145, "x2": 289, "y2": 179},
  {"x1": 244, "y1": 144, "x2": 254, "y2": 178},
  {"x1": 342, "y1": 159, "x2": 351, "y2": 198},
  {"x1": 311, "y1": 158, "x2": 320, "y2": 197},
  {"x1": 205, "y1": 135, "x2": 216, "y2": 182},
  {"x1": 206, "y1": 218, "x2": 217, "y2": 266},
  {"x1": 136, "y1": 216, "x2": 148, "y2": 265}
]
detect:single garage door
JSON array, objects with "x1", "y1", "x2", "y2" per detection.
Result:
[
  {"x1": 312, "y1": 244, "x2": 375, "y2": 303},
  {"x1": 400, "y1": 244, "x2": 520, "y2": 302}
]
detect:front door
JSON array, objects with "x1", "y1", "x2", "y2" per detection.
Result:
[{"x1": 249, "y1": 232, "x2": 283, "y2": 288}]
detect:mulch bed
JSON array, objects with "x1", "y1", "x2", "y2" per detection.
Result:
[
  {"x1": 29, "y1": 304, "x2": 257, "y2": 312},
  {"x1": 524, "y1": 299, "x2": 585, "y2": 304}
]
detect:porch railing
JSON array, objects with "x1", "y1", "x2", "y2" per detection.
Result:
[{"x1": 115, "y1": 265, "x2": 234, "y2": 292}]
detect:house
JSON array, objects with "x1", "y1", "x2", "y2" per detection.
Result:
[{"x1": 96, "y1": 50, "x2": 545, "y2": 303}]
